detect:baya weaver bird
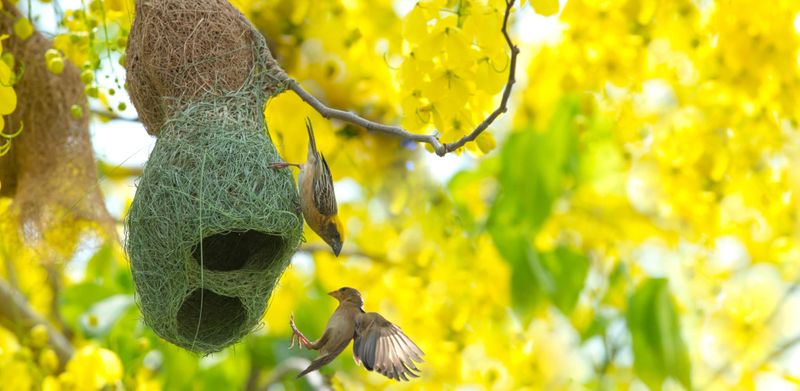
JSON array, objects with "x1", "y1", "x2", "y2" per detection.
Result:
[
  {"x1": 271, "y1": 118, "x2": 344, "y2": 256},
  {"x1": 289, "y1": 287, "x2": 424, "y2": 381}
]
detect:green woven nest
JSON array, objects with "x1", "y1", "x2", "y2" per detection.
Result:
[
  {"x1": 126, "y1": 97, "x2": 303, "y2": 353},
  {"x1": 124, "y1": 0, "x2": 302, "y2": 353}
]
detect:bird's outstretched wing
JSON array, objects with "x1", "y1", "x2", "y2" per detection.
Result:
[{"x1": 353, "y1": 312, "x2": 424, "y2": 381}]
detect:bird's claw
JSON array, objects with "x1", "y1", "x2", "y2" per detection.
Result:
[
  {"x1": 270, "y1": 162, "x2": 300, "y2": 170},
  {"x1": 288, "y1": 314, "x2": 311, "y2": 350}
]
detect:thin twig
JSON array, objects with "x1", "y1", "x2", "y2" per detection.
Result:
[
  {"x1": 287, "y1": 0, "x2": 520, "y2": 157},
  {"x1": 98, "y1": 160, "x2": 144, "y2": 179},
  {"x1": 0, "y1": 278, "x2": 74, "y2": 369},
  {"x1": 758, "y1": 333, "x2": 800, "y2": 367},
  {"x1": 90, "y1": 108, "x2": 141, "y2": 123}
]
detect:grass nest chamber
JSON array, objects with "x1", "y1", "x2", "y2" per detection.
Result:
[{"x1": 124, "y1": 0, "x2": 302, "y2": 354}]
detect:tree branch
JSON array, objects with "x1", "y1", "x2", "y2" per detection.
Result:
[
  {"x1": 287, "y1": 0, "x2": 520, "y2": 157},
  {"x1": 759, "y1": 333, "x2": 800, "y2": 366},
  {"x1": 0, "y1": 278, "x2": 74, "y2": 369},
  {"x1": 44, "y1": 264, "x2": 74, "y2": 341}
]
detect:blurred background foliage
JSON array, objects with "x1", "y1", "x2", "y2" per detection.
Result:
[{"x1": 1, "y1": 0, "x2": 800, "y2": 389}]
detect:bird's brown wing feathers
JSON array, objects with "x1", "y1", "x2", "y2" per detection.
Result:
[
  {"x1": 305, "y1": 117, "x2": 338, "y2": 216},
  {"x1": 312, "y1": 153, "x2": 338, "y2": 216},
  {"x1": 353, "y1": 312, "x2": 424, "y2": 381}
]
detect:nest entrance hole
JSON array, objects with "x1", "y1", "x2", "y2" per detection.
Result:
[
  {"x1": 176, "y1": 288, "x2": 245, "y2": 346},
  {"x1": 191, "y1": 230, "x2": 283, "y2": 271}
]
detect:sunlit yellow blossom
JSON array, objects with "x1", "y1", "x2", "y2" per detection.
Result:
[
  {"x1": 0, "y1": 35, "x2": 16, "y2": 133},
  {"x1": 63, "y1": 346, "x2": 123, "y2": 390},
  {"x1": 134, "y1": 368, "x2": 162, "y2": 391}
]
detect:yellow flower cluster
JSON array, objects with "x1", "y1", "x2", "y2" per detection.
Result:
[
  {"x1": 0, "y1": 327, "x2": 125, "y2": 390},
  {"x1": 57, "y1": 346, "x2": 123, "y2": 390},
  {"x1": 399, "y1": 0, "x2": 506, "y2": 149}
]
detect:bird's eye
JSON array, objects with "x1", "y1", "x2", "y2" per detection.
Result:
[{"x1": 339, "y1": 288, "x2": 345, "y2": 292}]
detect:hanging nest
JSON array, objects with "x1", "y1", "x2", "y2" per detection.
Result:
[
  {"x1": 0, "y1": 1, "x2": 114, "y2": 247},
  {"x1": 125, "y1": 97, "x2": 302, "y2": 353},
  {"x1": 125, "y1": 0, "x2": 302, "y2": 353}
]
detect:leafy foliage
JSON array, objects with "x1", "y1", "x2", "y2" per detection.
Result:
[{"x1": 627, "y1": 279, "x2": 692, "y2": 391}]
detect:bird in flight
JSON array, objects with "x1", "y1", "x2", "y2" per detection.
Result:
[
  {"x1": 271, "y1": 118, "x2": 344, "y2": 256},
  {"x1": 289, "y1": 287, "x2": 424, "y2": 381}
]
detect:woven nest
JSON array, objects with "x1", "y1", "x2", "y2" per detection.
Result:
[
  {"x1": 126, "y1": 0, "x2": 287, "y2": 135},
  {"x1": 125, "y1": 0, "x2": 301, "y2": 353},
  {"x1": 125, "y1": 96, "x2": 302, "y2": 353},
  {"x1": 0, "y1": 2, "x2": 114, "y2": 245}
]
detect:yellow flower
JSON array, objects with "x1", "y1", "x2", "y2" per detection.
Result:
[
  {"x1": 13, "y1": 18, "x2": 33, "y2": 40},
  {"x1": 700, "y1": 264, "x2": 785, "y2": 377},
  {"x1": 39, "y1": 348, "x2": 60, "y2": 373},
  {"x1": 63, "y1": 346, "x2": 123, "y2": 390},
  {"x1": 0, "y1": 360, "x2": 33, "y2": 391},
  {"x1": 0, "y1": 326, "x2": 20, "y2": 354},
  {"x1": 135, "y1": 368, "x2": 162, "y2": 391},
  {"x1": 42, "y1": 376, "x2": 61, "y2": 391},
  {"x1": 30, "y1": 324, "x2": 49, "y2": 348},
  {"x1": 0, "y1": 36, "x2": 16, "y2": 131},
  {"x1": 531, "y1": 0, "x2": 560, "y2": 16}
]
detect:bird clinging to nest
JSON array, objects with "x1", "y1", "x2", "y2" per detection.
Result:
[{"x1": 271, "y1": 118, "x2": 344, "y2": 256}]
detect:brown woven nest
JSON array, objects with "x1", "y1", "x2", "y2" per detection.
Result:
[
  {"x1": 125, "y1": 0, "x2": 287, "y2": 135},
  {"x1": 0, "y1": 0, "x2": 114, "y2": 245}
]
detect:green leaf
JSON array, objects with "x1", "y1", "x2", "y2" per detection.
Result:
[
  {"x1": 581, "y1": 313, "x2": 611, "y2": 341},
  {"x1": 195, "y1": 350, "x2": 249, "y2": 391},
  {"x1": 533, "y1": 247, "x2": 589, "y2": 314},
  {"x1": 627, "y1": 279, "x2": 692, "y2": 391},
  {"x1": 494, "y1": 234, "x2": 545, "y2": 314},
  {"x1": 59, "y1": 282, "x2": 119, "y2": 329},
  {"x1": 447, "y1": 157, "x2": 498, "y2": 232},
  {"x1": 80, "y1": 294, "x2": 135, "y2": 338},
  {"x1": 85, "y1": 243, "x2": 116, "y2": 283},
  {"x1": 488, "y1": 97, "x2": 579, "y2": 234},
  {"x1": 488, "y1": 97, "x2": 580, "y2": 315},
  {"x1": 160, "y1": 345, "x2": 201, "y2": 390},
  {"x1": 105, "y1": 305, "x2": 148, "y2": 366}
]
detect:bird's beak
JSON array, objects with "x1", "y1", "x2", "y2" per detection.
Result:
[
  {"x1": 327, "y1": 290, "x2": 339, "y2": 299},
  {"x1": 332, "y1": 241, "x2": 342, "y2": 257}
]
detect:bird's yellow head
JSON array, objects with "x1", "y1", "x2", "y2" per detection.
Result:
[
  {"x1": 328, "y1": 287, "x2": 363, "y2": 306},
  {"x1": 322, "y1": 215, "x2": 344, "y2": 256}
]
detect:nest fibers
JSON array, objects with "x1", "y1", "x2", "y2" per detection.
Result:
[
  {"x1": 125, "y1": 0, "x2": 287, "y2": 135},
  {"x1": 125, "y1": 0, "x2": 302, "y2": 353}
]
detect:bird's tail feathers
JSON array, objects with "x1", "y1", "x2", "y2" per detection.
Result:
[
  {"x1": 305, "y1": 117, "x2": 318, "y2": 159},
  {"x1": 296, "y1": 354, "x2": 337, "y2": 378}
]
